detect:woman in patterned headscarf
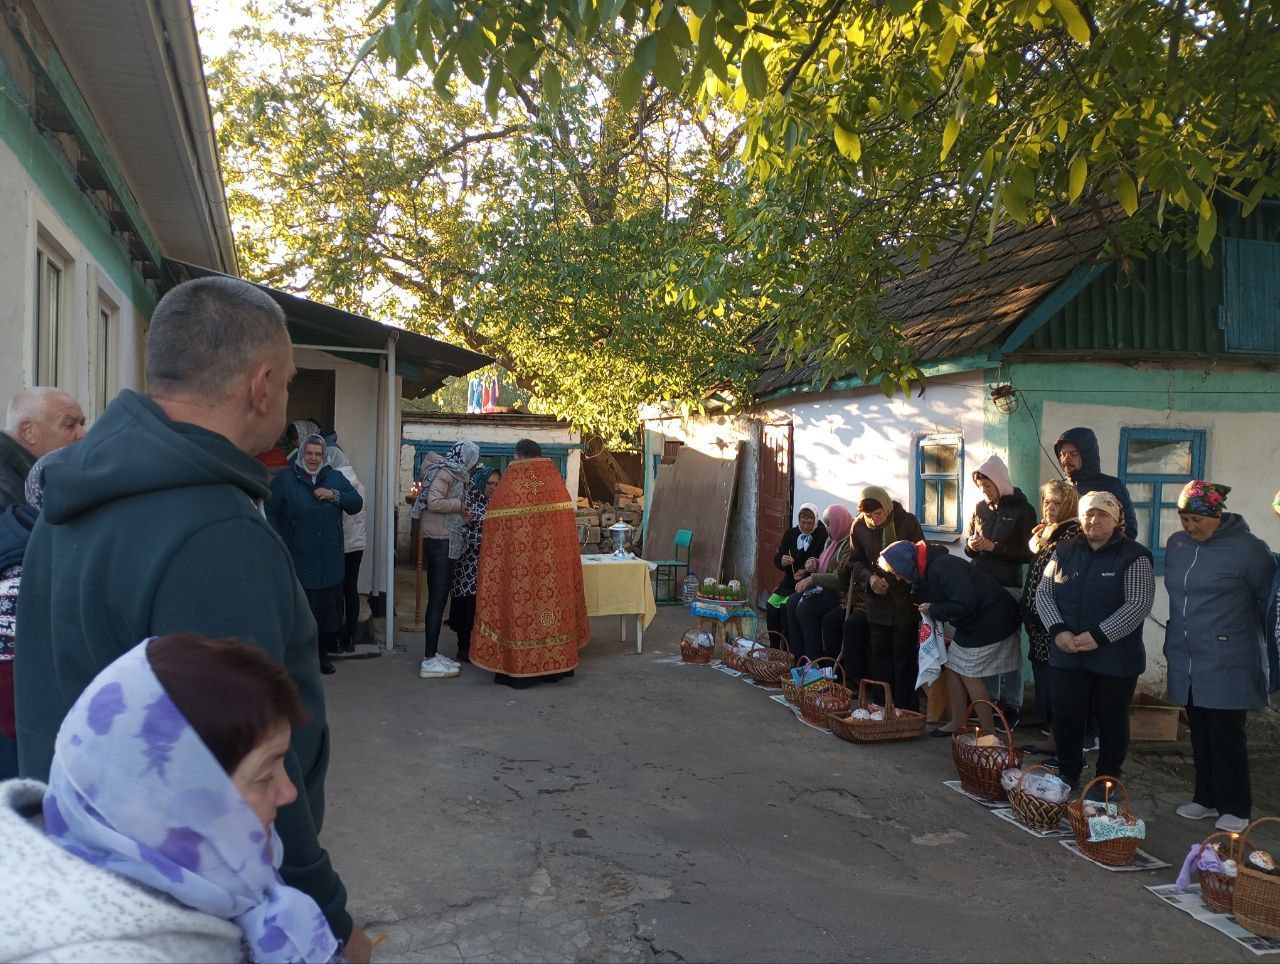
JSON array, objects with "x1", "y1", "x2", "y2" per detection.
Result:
[
  {"x1": 410, "y1": 441, "x2": 481, "y2": 679},
  {"x1": 448, "y1": 466, "x2": 500, "y2": 664},
  {"x1": 0, "y1": 634, "x2": 339, "y2": 962},
  {"x1": 1165, "y1": 480, "x2": 1277, "y2": 833}
]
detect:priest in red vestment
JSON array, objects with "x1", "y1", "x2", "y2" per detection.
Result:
[{"x1": 471, "y1": 439, "x2": 589, "y2": 687}]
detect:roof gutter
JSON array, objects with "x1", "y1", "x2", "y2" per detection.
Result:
[{"x1": 155, "y1": 0, "x2": 238, "y2": 275}]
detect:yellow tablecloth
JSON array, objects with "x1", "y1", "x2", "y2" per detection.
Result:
[{"x1": 580, "y1": 555, "x2": 657, "y2": 629}]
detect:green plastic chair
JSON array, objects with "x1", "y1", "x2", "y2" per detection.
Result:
[{"x1": 652, "y1": 529, "x2": 693, "y2": 605}]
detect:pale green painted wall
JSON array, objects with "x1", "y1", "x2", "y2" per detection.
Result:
[
  {"x1": 0, "y1": 52, "x2": 156, "y2": 313},
  {"x1": 998, "y1": 360, "x2": 1280, "y2": 499}
]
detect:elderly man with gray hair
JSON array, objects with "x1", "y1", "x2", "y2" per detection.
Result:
[
  {"x1": 14, "y1": 276, "x2": 371, "y2": 961},
  {"x1": 0, "y1": 387, "x2": 85, "y2": 510}
]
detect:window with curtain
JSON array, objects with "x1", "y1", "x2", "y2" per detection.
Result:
[
  {"x1": 1118, "y1": 428, "x2": 1206, "y2": 564},
  {"x1": 915, "y1": 434, "x2": 964, "y2": 535}
]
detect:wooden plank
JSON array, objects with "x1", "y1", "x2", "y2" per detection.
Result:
[{"x1": 643, "y1": 442, "x2": 742, "y2": 584}]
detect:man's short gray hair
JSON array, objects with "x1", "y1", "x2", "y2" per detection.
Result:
[
  {"x1": 146, "y1": 277, "x2": 289, "y2": 400},
  {"x1": 5, "y1": 386, "x2": 74, "y2": 434}
]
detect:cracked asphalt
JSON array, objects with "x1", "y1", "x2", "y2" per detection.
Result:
[{"x1": 319, "y1": 603, "x2": 1265, "y2": 963}]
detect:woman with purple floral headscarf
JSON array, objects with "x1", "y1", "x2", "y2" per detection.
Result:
[{"x1": 0, "y1": 634, "x2": 342, "y2": 962}]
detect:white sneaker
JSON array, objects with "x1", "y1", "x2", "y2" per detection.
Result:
[
  {"x1": 1176, "y1": 802, "x2": 1215, "y2": 820},
  {"x1": 419, "y1": 656, "x2": 460, "y2": 679},
  {"x1": 437, "y1": 654, "x2": 460, "y2": 669},
  {"x1": 1216, "y1": 814, "x2": 1249, "y2": 833}
]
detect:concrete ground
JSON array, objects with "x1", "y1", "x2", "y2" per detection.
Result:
[{"x1": 319, "y1": 593, "x2": 1273, "y2": 963}]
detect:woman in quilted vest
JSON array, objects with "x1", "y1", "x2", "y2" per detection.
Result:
[{"x1": 1035, "y1": 490, "x2": 1155, "y2": 793}]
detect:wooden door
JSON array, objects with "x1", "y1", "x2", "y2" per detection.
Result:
[{"x1": 755, "y1": 421, "x2": 793, "y2": 607}]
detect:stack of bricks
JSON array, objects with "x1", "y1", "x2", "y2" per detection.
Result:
[{"x1": 576, "y1": 483, "x2": 644, "y2": 555}]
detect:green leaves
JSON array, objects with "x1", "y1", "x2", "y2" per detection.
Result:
[
  {"x1": 940, "y1": 117, "x2": 959, "y2": 161},
  {"x1": 741, "y1": 46, "x2": 768, "y2": 98},
  {"x1": 1049, "y1": 0, "x2": 1092, "y2": 44},
  {"x1": 541, "y1": 63, "x2": 562, "y2": 107},
  {"x1": 1196, "y1": 196, "x2": 1217, "y2": 254},
  {"x1": 1116, "y1": 171, "x2": 1138, "y2": 216},
  {"x1": 1068, "y1": 155, "x2": 1088, "y2": 202},
  {"x1": 834, "y1": 123, "x2": 862, "y2": 161}
]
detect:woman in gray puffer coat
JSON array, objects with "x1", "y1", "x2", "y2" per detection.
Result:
[{"x1": 1164, "y1": 480, "x2": 1277, "y2": 833}]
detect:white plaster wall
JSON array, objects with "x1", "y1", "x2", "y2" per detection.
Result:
[
  {"x1": 0, "y1": 138, "x2": 150, "y2": 418},
  {"x1": 1041, "y1": 400, "x2": 1280, "y2": 689},
  {"x1": 768, "y1": 374, "x2": 990, "y2": 549},
  {"x1": 293, "y1": 348, "x2": 388, "y2": 593},
  {"x1": 397, "y1": 419, "x2": 581, "y2": 553}
]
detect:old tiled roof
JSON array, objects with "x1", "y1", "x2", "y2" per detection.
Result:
[{"x1": 753, "y1": 204, "x2": 1121, "y2": 396}]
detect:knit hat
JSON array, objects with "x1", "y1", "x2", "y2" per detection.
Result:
[
  {"x1": 878, "y1": 539, "x2": 928, "y2": 585},
  {"x1": 1079, "y1": 490, "x2": 1123, "y2": 524},
  {"x1": 1177, "y1": 480, "x2": 1230, "y2": 518}
]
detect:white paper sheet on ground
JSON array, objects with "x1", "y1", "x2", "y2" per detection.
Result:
[
  {"x1": 1059, "y1": 838, "x2": 1169, "y2": 871},
  {"x1": 712, "y1": 663, "x2": 744, "y2": 677},
  {"x1": 990, "y1": 806, "x2": 1072, "y2": 838},
  {"x1": 768, "y1": 693, "x2": 831, "y2": 733},
  {"x1": 942, "y1": 779, "x2": 1005, "y2": 809},
  {"x1": 1147, "y1": 884, "x2": 1280, "y2": 956}
]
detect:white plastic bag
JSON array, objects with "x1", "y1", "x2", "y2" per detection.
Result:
[{"x1": 915, "y1": 612, "x2": 948, "y2": 690}]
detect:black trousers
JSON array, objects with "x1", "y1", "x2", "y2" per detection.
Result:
[
  {"x1": 341, "y1": 550, "x2": 364, "y2": 644},
  {"x1": 1051, "y1": 667, "x2": 1138, "y2": 789},
  {"x1": 422, "y1": 537, "x2": 453, "y2": 660},
  {"x1": 870, "y1": 621, "x2": 920, "y2": 712},
  {"x1": 819, "y1": 606, "x2": 847, "y2": 663},
  {"x1": 792, "y1": 588, "x2": 840, "y2": 660},
  {"x1": 840, "y1": 610, "x2": 871, "y2": 684},
  {"x1": 451, "y1": 594, "x2": 477, "y2": 657},
  {"x1": 1032, "y1": 660, "x2": 1098, "y2": 741},
  {"x1": 1187, "y1": 690, "x2": 1252, "y2": 819},
  {"x1": 766, "y1": 598, "x2": 787, "y2": 641}
]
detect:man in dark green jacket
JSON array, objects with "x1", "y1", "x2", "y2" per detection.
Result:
[{"x1": 14, "y1": 277, "x2": 370, "y2": 961}]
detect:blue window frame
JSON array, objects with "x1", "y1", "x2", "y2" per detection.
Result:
[
  {"x1": 1117, "y1": 428, "x2": 1206, "y2": 565},
  {"x1": 915, "y1": 434, "x2": 964, "y2": 535}
]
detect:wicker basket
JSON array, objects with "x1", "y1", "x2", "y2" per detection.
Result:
[
  {"x1": 829, "y1": 680, "x2": 926, "y2": 743},
  {"x1": 1194, "y1": 831, "x2": 1243, "y2": 915},
  {"x1": 744, "y1": 630, "x2": 793, "y2": 685},
  {"x1": 1065, "y1": 777, "x2": 1141, "y2": 867},
  {"x1": 1233, "y1": 817, "x2": 1280, "y2": 939},
  {"x1": 951, "y1": 700, "x2": 1023, "y2": 802},
  {"x1": 1007, "y1": 764, "x2": 1069, "y2": 832},
  {"x1": 679, "y1": 626, "x2": 714, "y2": 664},
  {"x1": 781, "y1": 656, "x2": 836, "y2": 705},
  {"x1": 799, "y1": 661, "x2": 851, "y2": 727},
  {"x1": 720, "y1": 613, "x2": 761, "y2": 671}
]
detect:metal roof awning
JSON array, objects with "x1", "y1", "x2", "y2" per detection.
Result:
[{"x1": 165, "y1": 260, "x2": 492, "y2": 396}]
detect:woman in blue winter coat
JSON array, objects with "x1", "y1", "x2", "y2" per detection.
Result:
[
  {"x1": 267, "y1": 433, "x2": 363, "y2": 675},
  {"x1": 1165, "y1": 481, "x2": 1277, "y2": 834}
]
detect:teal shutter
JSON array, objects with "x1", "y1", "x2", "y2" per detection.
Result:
[{"x1": 1221, "y1": 238, "x2": 1280, "y2": 353}]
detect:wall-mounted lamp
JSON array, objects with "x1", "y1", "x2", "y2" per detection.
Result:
[{"x1": 990, "y1": 383, "x2": 1019, "y2": 414}]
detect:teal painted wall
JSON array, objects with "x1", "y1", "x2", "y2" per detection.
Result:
[
  {"x1": 0, "y1": 51, "x2": 156, "y2": 313},
  {"x1": 997, "y1": 361, "x2": 1280, "y2": 500}
]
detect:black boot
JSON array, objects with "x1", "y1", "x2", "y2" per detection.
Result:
[{"x1": 317, "y1": 633, "x2": 336, "y2": 675}]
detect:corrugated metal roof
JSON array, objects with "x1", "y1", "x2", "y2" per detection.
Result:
[
  {"x1": 167, "y1": 260, "x2": 492, "y2": 398},
  {"x1": 754, "y1": 205, "x2": 1121, "y2": 395}
]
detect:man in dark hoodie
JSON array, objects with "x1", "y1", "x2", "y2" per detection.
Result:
[
  {"x1": 1054, "y1": 427, "x2": 1139, "y2": 540},
  {"x1": 13, "y1": 276, "x2": 371, "y2": 962}
]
